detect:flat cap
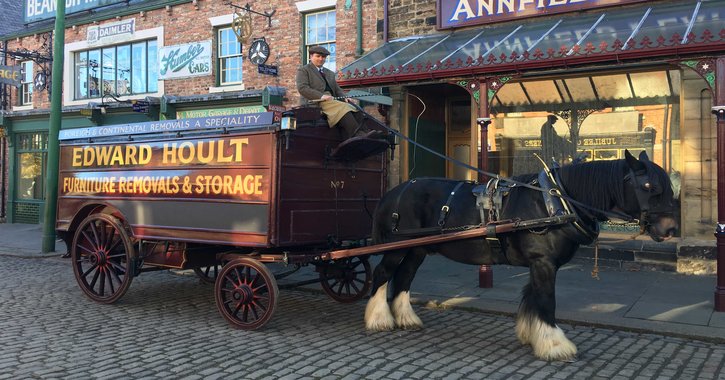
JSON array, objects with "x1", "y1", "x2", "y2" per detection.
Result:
[{"x1": 309, "y1": 46, "x2": 331, "y2": 56}]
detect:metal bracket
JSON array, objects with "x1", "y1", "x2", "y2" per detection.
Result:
[{"x1": 223, "y1": 1, "x2": 276, "y2": 27}]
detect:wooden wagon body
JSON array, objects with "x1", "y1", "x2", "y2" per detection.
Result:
[{"x1": 57, "y1": 110, "x2": 389, "y2": 328}]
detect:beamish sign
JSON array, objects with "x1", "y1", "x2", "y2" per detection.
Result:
[
  {"x1": 0, "y1": 65, "x2": 23, "y2": 87},
  {"x1": 25, "y1": 0, "x2": 126, "y2": 23},
  {"x1": 437, "y1": 0, "x2": 651, "y2": 29},
  {"x1": 159, "y1": 41, "x2": 212, "y2": 80}
]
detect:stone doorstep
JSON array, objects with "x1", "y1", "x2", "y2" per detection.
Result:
[{"x1": 575, "y1": 238, "x2": 717, "y2": 275}]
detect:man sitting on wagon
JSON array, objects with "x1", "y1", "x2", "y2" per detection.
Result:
[{"x1": 295, "y1": 46, "x2": 386, "y2": 141}]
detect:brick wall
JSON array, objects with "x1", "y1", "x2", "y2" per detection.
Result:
[
  {"x1": 680, "y1": 69, "x2": 717, "y2": 239},
  {"x1": 380, "y1": 0, "x2": 437, "y2": 40},
  {"x1": 5, "y1": 0, "x2": 380, "y2": 111}
]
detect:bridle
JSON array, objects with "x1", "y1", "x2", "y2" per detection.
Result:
[{"x1": 623, "y1": 167, "x2": 657, "y2": 233}]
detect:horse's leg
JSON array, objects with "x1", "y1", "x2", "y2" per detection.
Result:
[
  {"x1": 365, "y1": 250, "x2": 405, "y2": 331},
  {"x1": 516, "y1": 259, "x2": 577, "y2": 361},
  {"x1": 390, "y1": 247, "x2": 427, "y2": 330}
]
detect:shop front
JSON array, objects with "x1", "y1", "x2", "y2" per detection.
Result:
[{"x1": 339, "y1": 0, "x2": 725, "y2": 306}]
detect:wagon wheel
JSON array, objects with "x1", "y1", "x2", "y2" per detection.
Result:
[
  {"x1": 319, "y1": 256, "x2": 372, "y2": 303},
  {"x1": 215, "y1": 258, "x2": 279, "y2": 329},
  {"x1": 193, "y1": 263, "x2": 222, "y2": 284},
  {"x1": 71, "y1": 214, "x2": 135, "y2": 304}
]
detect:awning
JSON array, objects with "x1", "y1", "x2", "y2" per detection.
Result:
[{"x1": 339, "y1": 0, "x2": 725, "y2": 86}]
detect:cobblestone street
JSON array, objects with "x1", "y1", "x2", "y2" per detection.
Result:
[{"x1": 1, "y1": 255, "x2": 723, "y2": 379}]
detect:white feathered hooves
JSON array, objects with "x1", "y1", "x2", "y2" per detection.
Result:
[
  {"x1": 516, "y1": 313, "x2": 578, "y2": 362},
  {"x1": 365, "y1": 283, "x2": 395, "y2": 331}
]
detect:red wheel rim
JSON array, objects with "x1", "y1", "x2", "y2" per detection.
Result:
[{"x1": 215, "y1": 258, "x2": 278, "y2": 329}]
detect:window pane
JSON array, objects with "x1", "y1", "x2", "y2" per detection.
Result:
[
  {"x1": 218, "y1": 27, "x2": 243, "y2": 85},
  {"x1": 132, "y1": 42, "x2": 147, "y2": 94},
  {"x1": 102, "y1": 47, "x2": 116, "y2": 95},
  {"x1": 88, "y1": 50, "x2": 101, "y2": 98},
  {"x1": 21, "y1": 61, "x2": 33, "y2": 105},
  {"x1": 148, "y1": 40, "x2": 158, "y2": 92},
  {"x1": 17, "y1": 152, "x2": 44, "y2": 200},
  {"x1": 75, "y1": 52, "x2": 88, "y2": 99},
  {"x1": 116, "y1": 45, "x2": 131, "y2": 95}
]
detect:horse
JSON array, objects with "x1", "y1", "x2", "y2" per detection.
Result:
[{"x1": 364, "y1": 150, "x2": 678, "y2": 361}]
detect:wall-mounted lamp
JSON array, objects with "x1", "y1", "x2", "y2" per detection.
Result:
[{"x1": 97, "y1": 93, "x2": 132, "y2": 115}]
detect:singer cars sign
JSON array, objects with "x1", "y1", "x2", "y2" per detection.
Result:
[{"x1": 25, "y1": 0, "x2": 125, "y2": 23}]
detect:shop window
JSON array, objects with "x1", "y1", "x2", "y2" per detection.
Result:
[
  {"x1": 217, "y1": 27, "x2": 243, "y2": 85},
  {"x1": 304, "y1": 9, "x2": 336, "y2": 71},
  {"x1": 20, "y1": 61, "x2": 33, "y2": 105},
  {"x1": 73, "y1": 40, "x2": 157, "y2": 100},
  {"x1": 15, "y1": 132, "x2": 48, "y2": 201},
  {"x1": 490, "y1": 69, "x2": 682, "y2": 236}
]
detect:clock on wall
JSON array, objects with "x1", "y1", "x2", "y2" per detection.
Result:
[{"x1": 248, "y1": 39, "x2": 270, "y2": 65}]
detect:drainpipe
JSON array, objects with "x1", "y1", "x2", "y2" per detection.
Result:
[
  {"x1": 42, "y1": 3, "x2": 65, "y2": 253},
  {"x1": 383, "y1": 0, "x2": 389, "y2": 43},
  {"x1": 1, "y1": 40, "x2": 7, "y2": 220},
  {"x1": 356, "y1": 0, "x2": 363, "y2": 56},
  {"x1": 714, "y1": 57, "x2": 725, "y2": 312}
]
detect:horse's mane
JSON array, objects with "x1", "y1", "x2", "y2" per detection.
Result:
[{"x1": 557, "y1": 160, "x2": 627, "y2": 212}]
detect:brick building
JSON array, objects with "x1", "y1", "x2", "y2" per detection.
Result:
[
  {"x1": 0, "y1": 0, "x2": 379, "y2": 224},
  {"x1": 338, "y1": 0, "x2": 725, "y2": 274}
]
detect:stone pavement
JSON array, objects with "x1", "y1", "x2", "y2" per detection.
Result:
[
  {"x1": 1, "y1": 254, "x2": 724, "y2": 379},
  {"x1": 1, "y1": 222, "x2": 724, "y2": 344}
]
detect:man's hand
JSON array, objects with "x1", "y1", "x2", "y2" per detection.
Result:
[{"x1": 320, "y1": 95, "x2": 334, "y2": 101}]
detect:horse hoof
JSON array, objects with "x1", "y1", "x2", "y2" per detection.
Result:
[
  {"x1": 365, "y1": 318, "x2": 395, "y2": 332},
  {"x1": 530, "y1": 325, "x2": 578, "y2": 362},
  {"x1": 365, "y1": 284, "x2": 395, "y2": 331}
]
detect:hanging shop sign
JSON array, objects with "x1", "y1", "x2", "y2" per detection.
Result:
[
  {"x1": 0, "y1": 65, "x2": 23, "y2": 87},
  {"x1": 87, "y1": 19, "x2": 135, "y2": 46},
  {"x1": 176, "y1": 106, "x2": 267, "y2": 119},
  {"x1": 437, "y1": 0, "x2": 652, "y2": 29},
  {"x1": 159, "y1": 41, "x2": 212, "y2": 80},
  {"x1": 59, "y1": 112, "x2": 276, "y2": 140},
  {"x1": 25, "y1": 0, "x2": 126, "y2": 23}
]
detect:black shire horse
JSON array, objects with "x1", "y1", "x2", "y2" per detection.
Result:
[{"x1": 365, "y1": 151, "x2": 678, "y2": 361}]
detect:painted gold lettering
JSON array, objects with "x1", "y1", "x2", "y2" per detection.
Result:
[{"x1": 450, "y1": 0, "x2": 475, "y2": 21}]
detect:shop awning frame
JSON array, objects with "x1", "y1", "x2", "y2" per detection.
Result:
[{"x1": 338, "y1": 1, "x2": 725, "y2": 87}]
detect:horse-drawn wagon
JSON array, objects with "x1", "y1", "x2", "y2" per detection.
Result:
[
  {"x1": 58, "y1": 106, "x2": 679, "y2": 361},
  {"x1": 57, "y1": 107, "x2": 393, "y2": 329}
]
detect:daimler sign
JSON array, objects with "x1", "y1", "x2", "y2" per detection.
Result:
[{"x1": 25, "y1": 0, "x2": 126, "y2": 23}]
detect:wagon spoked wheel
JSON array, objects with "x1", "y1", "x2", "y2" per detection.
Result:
[
  {"x1": 319, "y1": 256, "x2": 372, "y2": 303},
  {"x1": 215, "y1": 258, "x2": 278, "y2": 330},
  {"x1": 71, "y1": 214, "x2": 135, "y2": 304},
  {"x1": 193, "y1": 263, "x2": 222, "y2": 284}
]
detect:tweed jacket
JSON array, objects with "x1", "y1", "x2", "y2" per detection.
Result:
[{"x1": 296, "y1": 63, "x2": 346, "y2": 105}]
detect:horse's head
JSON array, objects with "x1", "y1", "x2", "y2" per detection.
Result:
[{"x1": 623, "y1": 150, "x2": 679, "y2": 242}]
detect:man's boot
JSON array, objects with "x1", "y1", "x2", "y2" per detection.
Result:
[{"x1": 338, "y1": 112, "x2": 362, "y2": 139}]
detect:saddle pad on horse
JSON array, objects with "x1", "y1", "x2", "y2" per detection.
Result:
[{"x1": 330, "y1": 136, "x2": 390, "y2": 161}]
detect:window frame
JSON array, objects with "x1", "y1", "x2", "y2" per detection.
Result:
[
  {"x1": 15, "y1": 132, "x2": 48, "y2": 201},
  {"x1": 72, "y1": 39, "x2": 157, "y2": 101},
  {"x1": 304, "y1": 9, "x2": 337, "y2": 71},
  {"x1": 216, "y1": 27, "x2": 244, "y2": 86},
  {"x1": 63, "y1": 26, "x2": 164, "y2": 107},
  {"x1": 20, "y1": 61, "x2": 33, "y2": 106}
]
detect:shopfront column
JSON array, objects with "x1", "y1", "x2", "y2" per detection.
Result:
[{"x1": 713, "y1": 57, "x2": 725, "y2": 312}]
